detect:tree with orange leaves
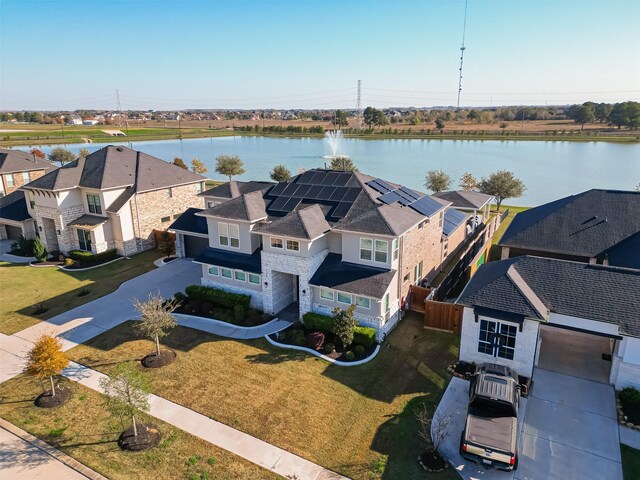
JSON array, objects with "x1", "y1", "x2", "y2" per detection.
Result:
[{"x1": 24, "y1": 333, "x2": 70, "y2": 397}]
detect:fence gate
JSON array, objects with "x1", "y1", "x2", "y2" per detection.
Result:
[
  {"x1": 410, "y1": 285, "x2": 432, "y2": 312},
  {"x1": 424, "y1": 300, "x2": 463, "y2": 333}
]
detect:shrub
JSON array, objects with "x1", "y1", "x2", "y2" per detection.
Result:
[
  {"x1": 32, "y1": 237, "x2": 47, "y2": 262},
  {"x1": 620, "y1": 387, "x2": 640, "y2": 406},
  {"x1": 344, "y1": 351, "x2": 355, "y2": 361},
  {"x1": 302, "y1": 312, "x2": 333, "y2": 332},
  {"x1": 324, "y1": 342, "x2": 336, "y2": 354},
  {"x1": 185, "y1": 285, "x2": 250, "y2": 309},
  {"x1": 201, "y1": 301, "x2": 214, "y2": 315},
  {"x1": 306, "y1": 332, "x2": 325, "y2": 350},
  {"x1": 332, "y1": 305, "x2": 357, "y2": 347},
  {"x1": 12, "y1": 235, "x2": 34, "y2": 256},
  {"x1": 354, "y1": 345, "x2": 365, "y2": 356},
  {"x1": 353, "y1": 326, "x2": 377, "y2": 348},
  {"x1": 234, "y1": 304, "x2": 246, "y2": 323},
  {"x1": 285, "y1": 329, "x2": 306, "y2": 346},
  {"x1": 68, "y1": 249, "x2": 118, "y2": 265},
  {"x1": 173, "y1": 292, "x2": 187, "y2": 305},
  {"x1": 64, "y1": 258, "x2": 75, "y2": 267},
  {"x1": 184, "y1": 302, "x2": 199, "y2": 314}
]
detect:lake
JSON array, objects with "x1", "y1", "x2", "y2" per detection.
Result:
[{"x1": 37, "y1": 136, "x2": 639, "y2": 206}]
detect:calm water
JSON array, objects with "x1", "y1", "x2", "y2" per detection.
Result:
[{"x1": 37, "y1": 137, "x2": 639, "y2": 206}]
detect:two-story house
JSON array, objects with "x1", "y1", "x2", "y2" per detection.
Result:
[
  {"x1": 0, "y1": 148, "x2": 56, "y2": 241},
  {"x1": 21, "y1": 145, "x2": 205, "y2": 256},
  {"x1": 170, "y1": 169, "x2": 471, "y2": 338}
]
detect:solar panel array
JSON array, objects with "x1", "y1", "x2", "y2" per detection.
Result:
[
  {"x1": 366, "y1": 178, "x2": 444, "y2": 218},
  {"x1": 443, "y1": 208, "x2": 469, "y2": 235},
  {"x1": 265, "y1": 170, "x2": 361, "y2": 219}
]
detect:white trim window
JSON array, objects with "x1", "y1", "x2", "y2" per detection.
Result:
[
  {"x1": 234, "y1": 270, "x2": 247, "y2": 282},
  {"x1": 392, "y1": 238, "x2": 399, "y2": 261},
  {"x1": 383, "y1": 293, "x2": 390, "y2": 313},
  {"x1": 286, "y1": 239, "x2": 300, "y2": 251},
  {"x1": 87, "y1": 194, "x2": 102, "y2": 214},
  {"x1": 271, "y1": 237, "x2": 284, "y2": 249},
  {"x1": 413, "y1": 261, "x2": 423, "y2": 285},
  {"x1": 356, "y1": 296, "x2": 371, "y2": 309},
  {"x1": 221, "y1": 267, "x2": 232, "y2": 278},
  {"x1": 219, "y1": 222, "x2": 239, "y2": 248},
  {"x1": 208, "y1": 266, "x2": 219, "y2": 276},
  {"x1": 320, "y1": 288, "x2": 334, "y2": 301},
  {"x1": 196, "y1": 182, "x2": 203, "y2": 194},
  {"x1": 360, "y1": 238, "x2": 373, "y2": 260},
  {"x1": 248, "y1": 273, "x2": 261, "y2": 284},
  {"x1": 337, "y1": 292, "x2": 352, "y2": 304},
  {"x1": 478, "y1": 319, "x2": 517, "y2": 360},
  {"x1": 22, "y1": 172, "x2": 30, "y2": 183},
  {"x1": 375, "y1": 240, "x2": 388, "y2": 262},
  {"x1": 6, "y1": 174, "x2": 14, "y2": 187}
]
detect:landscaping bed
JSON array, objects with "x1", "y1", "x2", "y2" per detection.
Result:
[
  {"x1": 64, "y1": 249, "x2": 121, "y2": 269},
  {"x1": 173, "y1": 285, "x2": 272, "y2": 327},
  {"x1": 618, "y1": 387, "x2": 640, "y2": 428}
]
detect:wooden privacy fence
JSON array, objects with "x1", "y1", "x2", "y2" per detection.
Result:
[
  {"x1": 424, "y1": 300, "x2": 463, "y2": 333},
  {"x1": 410, "y1": 285, "x2": 432, "y2": 312},
  {"x1": 153, "y1": 229, "x2": 175, "y2": 248}
]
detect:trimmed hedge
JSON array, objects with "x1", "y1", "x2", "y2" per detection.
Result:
[
  {"x1": 185, "y1": 285, "x2": 251, "y2": 309},
  {"x1": 302, "y1": 312, "x2": 377, "y2": 347},
  {"x1": 68, "y1": 248, "x2": 118, "y2": 264}
]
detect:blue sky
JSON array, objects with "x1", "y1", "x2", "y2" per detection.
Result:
[{"x1": 1, "y1": 0, "x2": 639, "y2": 110}]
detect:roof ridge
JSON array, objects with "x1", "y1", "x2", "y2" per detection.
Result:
[
  {"x1": 506, "y1": 264, "x2": 549, "y2": 320},
  {"x1": 296, "y1": 209, "x2": 311, "y2": 238}
]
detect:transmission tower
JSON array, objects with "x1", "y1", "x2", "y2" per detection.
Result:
[
  {"x1": 356, "y1": 80, "x2": 362, "y2": 127},
  {"x1": 456, "y1": 0, "x2": 469, "y2": 109},
  {"x1": 115, "y1": 89, "x2": 129, "y2": 133}
]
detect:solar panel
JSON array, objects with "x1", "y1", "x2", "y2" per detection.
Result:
[
  {"x1": 281, "y1": 183, "x2": 299, "y2": 196},
  {"x1": 318, "y1": 172, "x2": 334, "y2": 185},
  {"x1": 325, "y1": 172, "x2": 341, "y2": 185},
  {"x1": 317, "y1": 186, "x2": 336, "y2": 201},
  {"x1": 443, "y1": 209, "x2": 469, "y2": 236},
  {"x1": 398, "y1": 186, "x2": 421, "y2": 201},
  {"x1": 333, "y1": 173, "x2": 350, "y2": 186},
  {"x1": 329, "y1": 186, "x2": 349, "y2": 202},
  {"x1": 306, "y1": 185, "x2": 323, "y2": 199},
  {"x1": 367, "y1": 179, "x2": 393, "y2": 194},
  {"x1": 378, "y1": 191, "x2": 403, "y2": 205},
  {"x1": 282, "y1": 197, "x2": 302, "y2": 212},
  {"x1": 292, "y1": 184, "x2": 312, "y2": 198},
  {"x1": 331, "y1": 201, "x2": 352, "y2": 219},
  {"x1": 268, "y1": 182, "x2": 287, "y2": 197},
  {"x1": 268, "y1": 196, "x2": 289, "y2": 212},
  {"x1": 373, "y1": 178, "x2": 394, "y2": 191},
  {"x1": 410, "y1": 196, "x2": 444, "y2": 217},
  {"x1": 342, "y1": 187, "x2": 360, "y2": 202},
  {"x1": 297, "y1": 171, "x2": 316, "y2": 184}
]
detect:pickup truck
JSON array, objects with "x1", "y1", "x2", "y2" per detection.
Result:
[{"x1": 460, "y1": 363, "x2": 520, "y2": 471}]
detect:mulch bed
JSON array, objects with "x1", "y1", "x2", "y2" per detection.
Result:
[
  {"x1": 162, "y1": 256, "x2": 177, "y2": 264},
  {"x1": 64, "y1": 257, "x2": 121, "y2": 269},
  {"x1": 175, "y1": 301, "x2": 273, "y2": 328},
  {"x1": 118, "y1": 424, "x2": 161, "y2": 451},
  {"x1": 31, "y1": 260, "x2": 65, "y2": 267},
  {"x1": 35, "y1": 387, "x2": 72, "y2": 408},
  {"x1": 141, "y1": 349, "x2": 176, "y2": 368},
  {"x1": 418, "y1": 450, "x2": 449, "y2": 472}
]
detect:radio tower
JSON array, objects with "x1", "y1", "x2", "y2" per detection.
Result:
[
  {"x1": 115, "y1": 89, "x2": 129, "y2": 134},
  {"x1": 456, "y1": 0, "x2": 469, "y2": 109},
  {"x1": 356, "y1": 80, "x2": 362, "y2": 127}
]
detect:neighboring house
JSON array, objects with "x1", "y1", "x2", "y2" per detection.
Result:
[
  {"x1": 0, "y1": 148, "x2": 56, "y2": 241},
  {"x1": 170, "y1": 169, "x2": 471, "y2": 338},
  {"x1": 432, "y1": 190, "x2": 494, "y2": 232},
  {"x1": 456, "y1": 255, "x2": 640, "y2": 389},
  {"x1": 68, "y1": 116, "x2": 83, "y2": 125},
  {"x1": 499, "y1": 189, "x2": 640, "y2": 269},
  {"x1": 199, "y1": 180, "x2": 274, "y2": 209},
  {"x1": 21, "y1": 145, "x2": 205, "y2": 256},
  {"x1": 82, "y1": 119, "x2": 100, "y2": 126}
]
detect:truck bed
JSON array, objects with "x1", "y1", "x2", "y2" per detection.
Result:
[{"x1": 465, "y1": 414, "x2": 517, "y2": 453}]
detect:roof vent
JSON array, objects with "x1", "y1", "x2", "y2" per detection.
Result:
[{"x1": 116, "y1": 147, "x2": 124, "y2": 152}]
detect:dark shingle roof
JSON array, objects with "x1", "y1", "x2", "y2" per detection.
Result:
[
  {"x1": 310, "y1": 253, "x2": 396, "y2": 298},
  {"x1": 105, "y1": 187, "x2": 135, "y2": 213},
  {"x1": 443, "y1": 208, "x2": 470, "y2": 236},
  {"x1": 0, "y1": 190, "x2": 31, "y2": 222},
  {"x1": 24, "y1": 145, "x2": 204, "y2": 193},
  {"x1": 433, "y1": 190, "x2": 494, "y2": 210},
  {"x1": 68, "y1": 214, "x2": 108, "y2": 229},
  {"x1": 254, "y1": 204, "x2": 331, "y2": 239},
  {"x1": 0, "y1": 148, "x2": 56, "y2": 174},
  {"x1": 499, "y1": 189, "x2": 640, "y2": 267},
  {"x1": 457, "y1": 256, "x2": 640, "y2": 337},
  {"x1": 199, "y1": 180, "x2": 274, "y2": 199},
  {"x1": 194, "y1": 247, "x2": 262, "y2": 274},
  {"x1": 168, "y1": 208, "x2": 208, "y2": 235},
  {"x1": 198, "y1": 190, "x2": 267, "y2": 222}
]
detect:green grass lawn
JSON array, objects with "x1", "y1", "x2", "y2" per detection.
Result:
[
  {"x1": 0, "y1": 376, "x2": 280, "y2": 480},
  {"x1": 68, "y1": 313, "x2": 459, "y2": 480},
  {"x1": 622, "y1": 444, "x2": 640, "y2": 480},
  {"x1": 0, "y1": 249, "x2": 162, "y2": 335},
  {"x1": 488, "y1": 204, "x2": 530, "y2": 261}
]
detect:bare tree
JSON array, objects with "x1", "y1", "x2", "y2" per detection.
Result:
[
  {"x1": 133, "y1": 292, "x2": 178, "y2": 357},
  {"x1": 416, "y1": 403, "x2": 452, "y2": 454}
]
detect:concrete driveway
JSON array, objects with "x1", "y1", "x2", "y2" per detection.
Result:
[
  {"x1": 516, "y1": 368, "x2": 622, "y2": 480},
  {"x1": 0, "y1": 258, "x2": 201, "y2": 383},
  {"x1": 0, "y1": 239, "x2": 34, "y2": 263}
]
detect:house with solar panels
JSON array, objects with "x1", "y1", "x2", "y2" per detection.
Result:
[{"x1": 170, "y1": 169, "x2": 472, "y2": 337}]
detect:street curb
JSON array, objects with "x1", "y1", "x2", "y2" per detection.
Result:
[{"x1": 0, "y1": 417, "x2": 108, "y2": 480}]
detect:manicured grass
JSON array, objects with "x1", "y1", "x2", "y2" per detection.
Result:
[
  {"x1": 0, "y1": 375, "x2": 280, "y2": 480},
  {"x1": 488, "y1": 204, "x2": 530, "y2": 261},
  {"x1": 0, "y1": 249, "x2": 162, "y2": 335},
  {"x1": 622, "y1": 444, "x2": 640, "y2": 480},
  {"x1": 68, "y1": 313, "x2": 459, "y2": 479}
]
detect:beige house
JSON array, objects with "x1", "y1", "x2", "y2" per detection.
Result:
[
  {"x1": 171, "y1": 170, "x2": 472, "y2": 338},
  {"x1": 22, "y1": 145, "x2": 205, "y2": 255}
]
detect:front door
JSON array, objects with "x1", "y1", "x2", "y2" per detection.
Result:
[
  {"x1": 292, "y1": 275, "x2": 299, "y2": 302},
  {"x1": 77, "y1": 229, "x2": 92, "y2": 251}
]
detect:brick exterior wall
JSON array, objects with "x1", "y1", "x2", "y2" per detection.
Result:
[
  {"x1": 2, "y1": 169, "x2": 47, "y2": 196},
  {"x1": 443, "y1": 223, "x2": 468, "y2": 263},
  {"x1": 130, "y1": 182, "x2": 202, "y2": 251}
]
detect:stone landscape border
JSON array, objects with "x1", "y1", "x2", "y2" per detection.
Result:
[
  {"x1": 616, "y1": 392, "x2": 640, "y2": 432},
  {"x1": 265, "y1": 334, "x2": 381, "y2": 366},
  {"x1": 28, "y1": 256, "x2": 125, "y2": 271}
]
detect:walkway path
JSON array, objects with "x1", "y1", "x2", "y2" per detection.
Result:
[
  {"x1": 175, "y1": 314, "x2": 290, "y2": 339},
  {"x1": 0, "y1": 418, "x2": 106, "y2": 480},
  {"x1": 620, "y1": 425, "x2": 640, "y2": 450}
]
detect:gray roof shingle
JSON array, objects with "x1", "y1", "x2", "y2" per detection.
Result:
[
  {"x1": 168, "y1": 208, "x2": 208, "y2": 235},
  {"x1": 198, "y1": 190, "x2": 267, "y2": 222},
  {"x1": 0, "y1": 190, "x2": 31, "y2": 222},
  {"x1": 199, "y1": 180, "x2": 274, "y2": 199},
  {"x1": 457, "y1": 256, "x2": 640, "y2": 337},
  {"x1": 0, "y1": 148, "x2": 56, "y2": 174},
  {"x1": 433, "y1": 190, "x2": 494, "y2": 209},
  {"x1": 254, "y1": 204, "x2": 331, "y2": 239}
]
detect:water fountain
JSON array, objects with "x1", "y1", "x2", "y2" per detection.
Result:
[{"x1": 323, "y1": 130, "x2": 349, "y2": 159}]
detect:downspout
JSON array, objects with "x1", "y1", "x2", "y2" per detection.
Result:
[{"x1": 133, "y1": 152, "x2": 143, "y2": 252}]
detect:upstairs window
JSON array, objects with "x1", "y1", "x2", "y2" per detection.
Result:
[
  {"x1": 375, "y1": 240, "x2": 388, "y2": 263},
  {"x1": 22, "y1": 172, "x2": 30, "y2": 183},
  {"x1": 219, "y1": 222, "x2": 239, "y2": 248},
  {"x1": 361, "y1": 238, "x2": 388, "y2": 263},
  {"x1": 271, "y1": 237, "x2": 283, "y2": 249},
  {"x1": 360, "y1": 238, "x2": 373, "y2": 260},
  {"x1": 87, "y1": 194, "x2": 102, "y2": 214},
  {"x1": 392, "y1": 238, "x2": 399, "y2": 261},
  {"x1": 6, "y1": 174, "x2": 14, "y2": 187},
  {"x1": 286, "y1": 240, "x2": 300, "y2": 251}
]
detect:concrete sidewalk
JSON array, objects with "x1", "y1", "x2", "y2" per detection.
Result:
[
  {"x1": 175, "y1": 314, "x2": 290, "y2": 339},
  {"x1": 62, "y1": 362, "x2": 346, "y2": 480},
  {"x1": 620, "y1": 425, "x2": 640, "y2": 450}
]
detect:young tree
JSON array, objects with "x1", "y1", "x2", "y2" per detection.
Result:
[
  {"x1": 499, "y1": 122, "x2": 508, "y2": 131},
  {"x1": 269, "y1": 164, "x2": 292, "y2": 182},
  {"x1": 459, "y1": 172, "x2": 478, "y2": 191},
  {"x1": 24, "y1": 333, "x2": 70, "y2": 398},
  {"x1": 424, "y1": 170, "x2": 451, "y2": 193},
  {"x1": 334, "y1": 110, "x2": 349, "y2": 128},
  {"x1": 99, "y1": 362, "x2": 151, "y2": 438},
  {"x1": 330, "y1": 156, "x2": 358, "y2": 172},
  {"x1": 48, "y1": 147, "x2": 75, "y2": 166},
  {"x1": 133, "y1": 292, "x2": 178, "y2": 358},
  {"x1": 30, "y1": 148, "x2": 46, "y2": 159},
  {"x1": 215, "y1": 154, "x2": 245, "y2": 181},
  {"x1": 172, "y1": 157, "x2": 188, "y2": 170},
  {"x1": 363, "y1": 107, "x2": 376, "y2": 128},
  {"x1": 191, "y1": 157, "x2": 208, "y2": 174},
  {"x1": 78, "y1": 147, "x2": 90, "y2": 157},
  {"x1": 479, "y1": 170, "x2": 526, "y2": 211},
  {"x1": 416, "y1": 403, "x2": 452, "y2": 456},
  {"x1": 32, "y1": 237, "x2": 47, "y2": 262},
  {"x1": 158, "y1": 232, "x2": 175, "y2": 258},
  {"x1": 331, "y1": 304, "x2": 357, "y2": 347},
  {"x1": 435, "y1": 118, "x2": 445, "y2": 129},
  {"x1": 572, "y1": 104, "x2": 595, "y2": 130}
]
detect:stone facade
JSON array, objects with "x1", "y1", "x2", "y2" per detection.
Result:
[
  {"x1": 130, "y1": 182, "x2": 203, "y2": 250},
  {"x1": 33, "y1": 203, "x2": 85, "y2": 253},
  {"x1": 1, "y1": 169, "x2": 46, "y2": 196},
  {"x1": 202, "y1": 277, "x2": 264, "y2": 310}
]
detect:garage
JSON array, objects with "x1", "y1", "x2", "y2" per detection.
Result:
[
  {"x1": 4, "y1": 224, "x2": 23, "y2": 240},
  {"x1": 537, "y1": 324, "x2": 615, "y2": 383},
  {"x1": 184, "y1": 234, "x2": 209, "y2": 258}
]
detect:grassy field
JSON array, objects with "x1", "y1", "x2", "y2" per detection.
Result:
[
  {"x1": 0, "y1": 249, "x2": 162, "y2": 335},
  {"x1": 622, "y1": 444, "x2": 640, "y2": 480},
  {"x1": 488, "y1": 204, "x2": 530, "y2": 261},
  {"x1": 68, "y1": 313, "x2": 459, "y2": 480},
  {"x1": 0, "y1": 375, "x2": 280, "y2": 480}
]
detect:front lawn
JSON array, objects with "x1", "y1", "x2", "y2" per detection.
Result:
[
  {"x1": 0, "y1": 249, "x2": 162, "y2": 335},
  {"x1": 68, "y1": 313, "x2": 459, "y2": 479},
  {"x1": 622, "y1": 444, "x2": 640, "y2": 480},
  {"x1": 0, "y1": 375, "x2": 280, "y2": 480}
]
